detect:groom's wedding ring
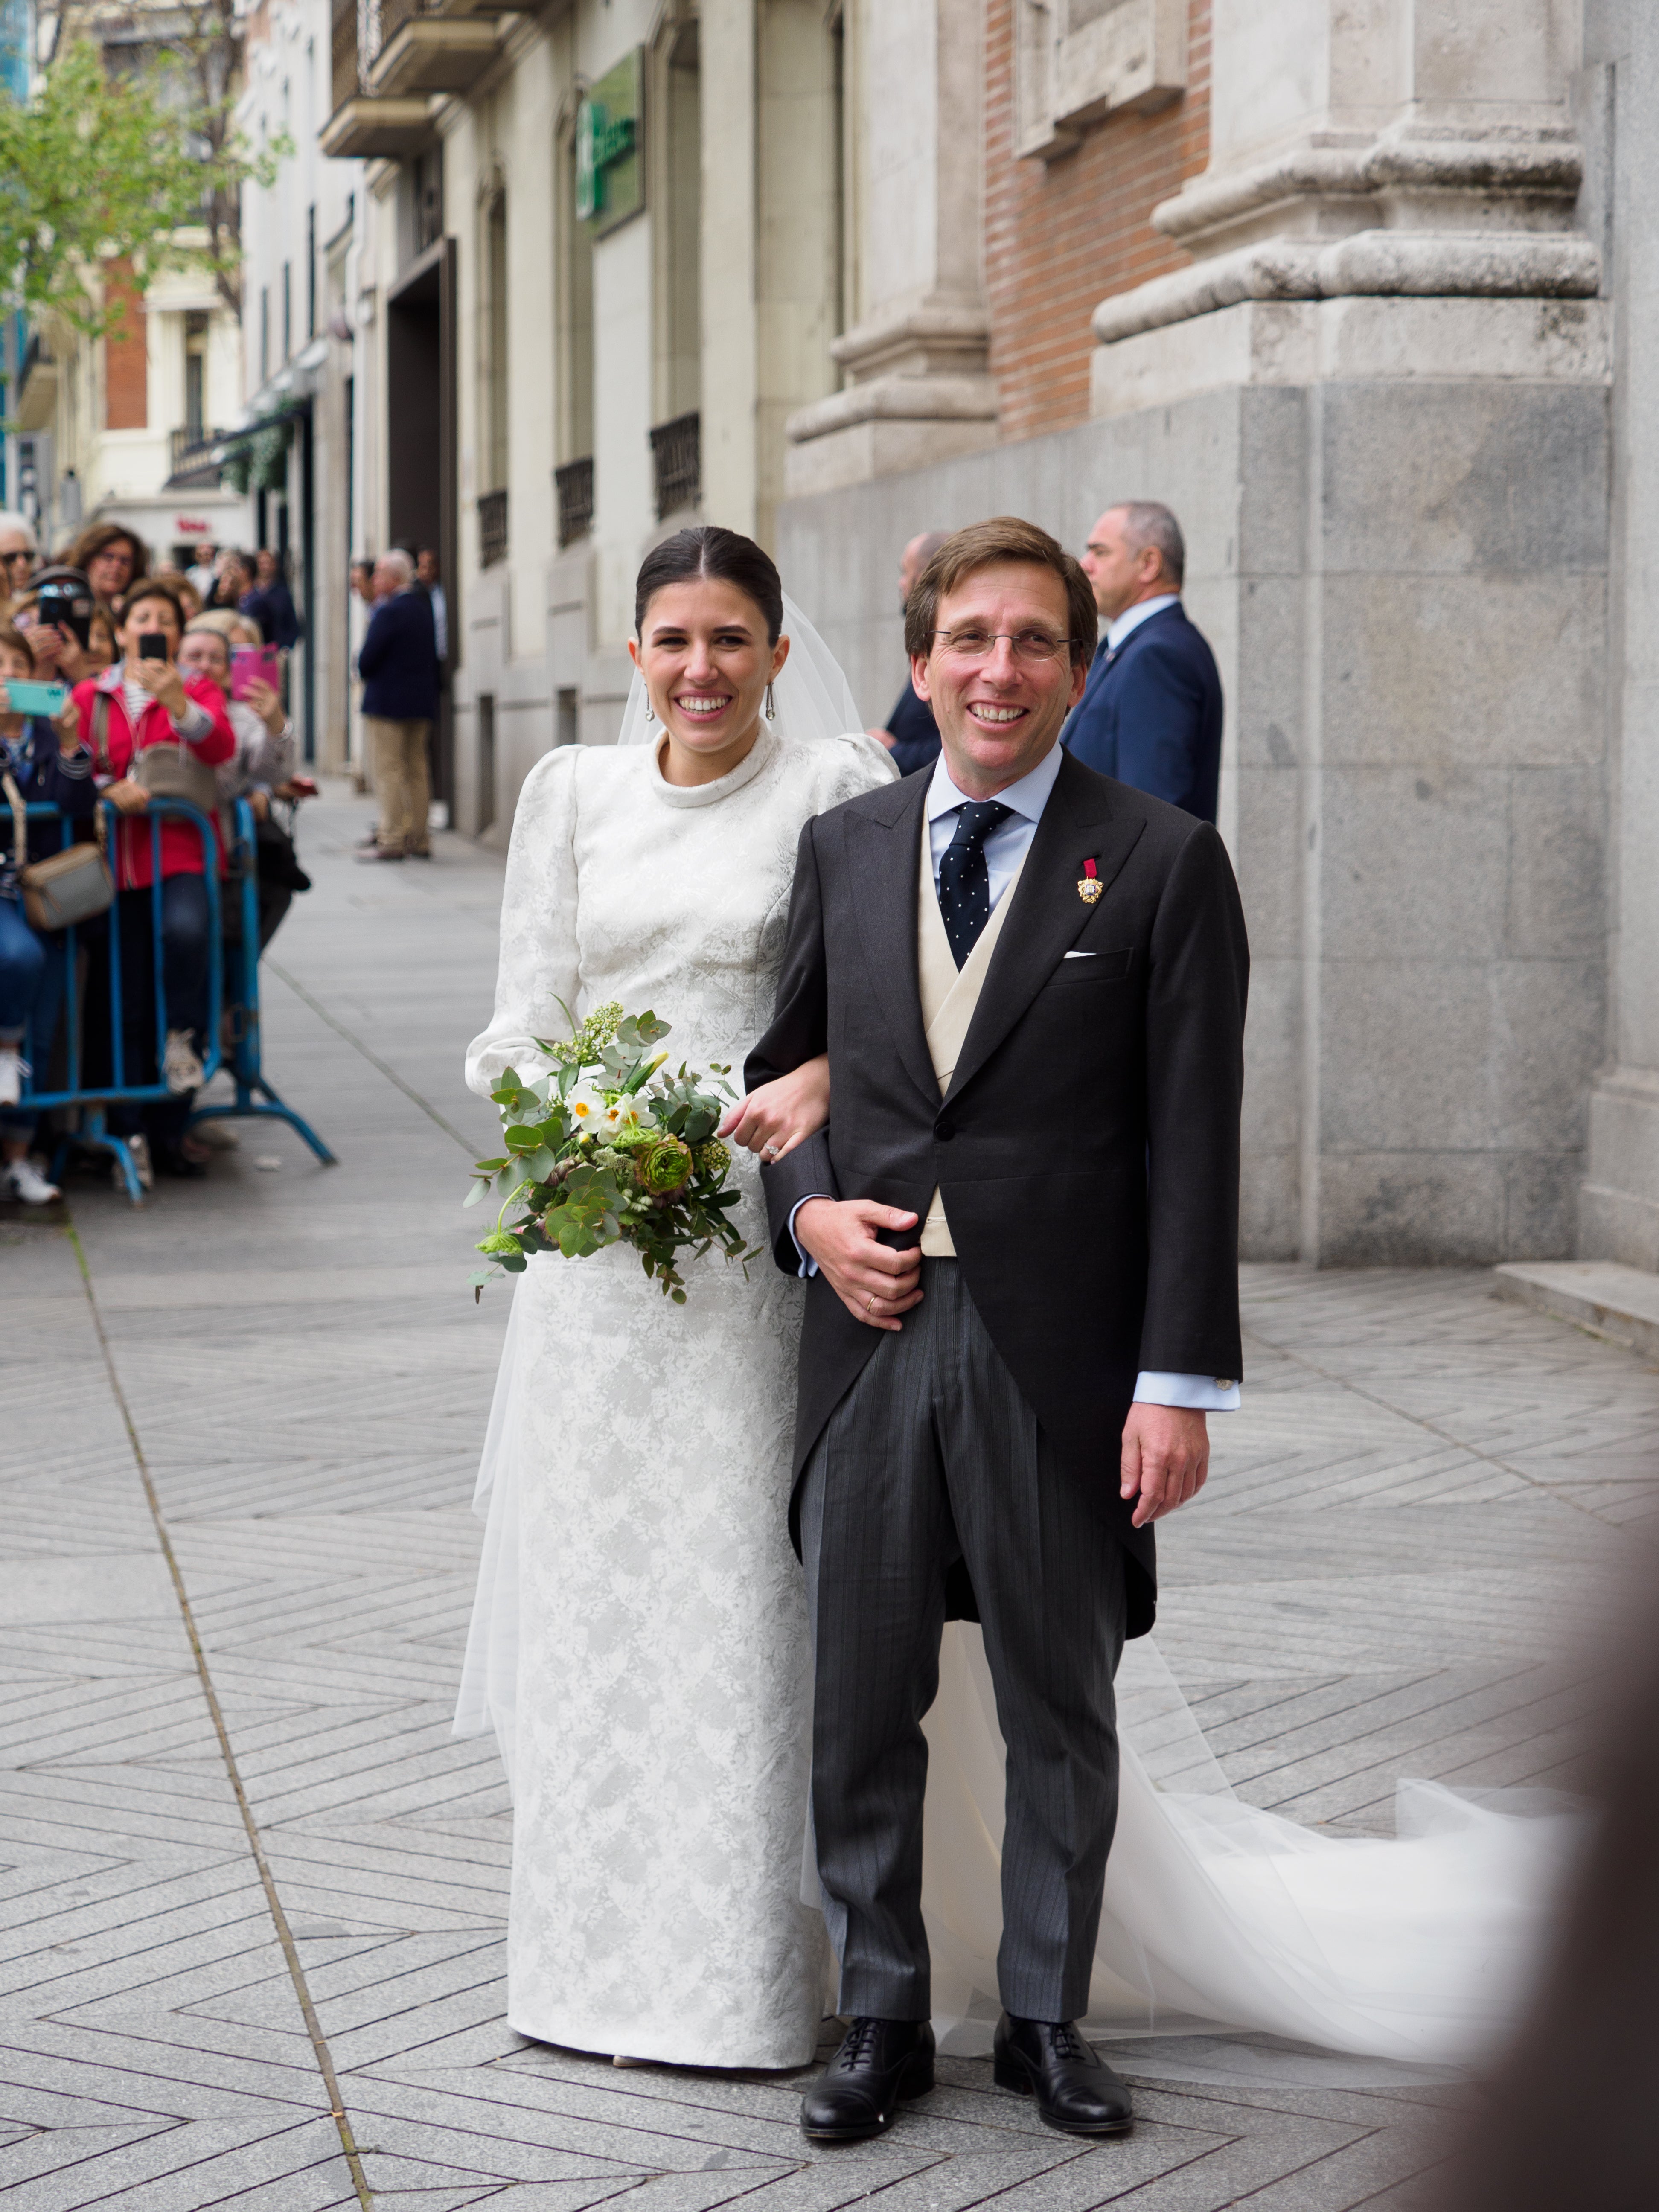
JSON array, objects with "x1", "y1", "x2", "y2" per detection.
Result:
[{"x1": 866, "y1": 1294, "x2": 876, "y2": 1314}]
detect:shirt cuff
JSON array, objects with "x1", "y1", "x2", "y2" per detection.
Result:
[
  {"x1": 175, "y1": 700, "x2": 215, "y2": 744},
  {"x1": 1133, "y1": 1371, "x2": 1241, "y2": 1411},
  {"x1": 787, "y1": 1194, "x2": 831, "y2": 1279}
]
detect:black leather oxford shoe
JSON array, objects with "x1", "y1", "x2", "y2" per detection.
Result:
[
  {"x1": 992, "y1": 2013, "x2": 1133, "y2": 2136},
  {"x1": 800, "y1": 2016, "x2": 936, "y2": 2142}
]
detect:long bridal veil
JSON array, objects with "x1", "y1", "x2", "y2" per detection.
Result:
[{"x1": 922, "y1": 1624, "x2": 1580, "y2": 2073}]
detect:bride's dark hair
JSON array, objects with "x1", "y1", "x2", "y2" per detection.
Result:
[{"x1": 634, "y1": 526, "x2": 785, "y2": 646}]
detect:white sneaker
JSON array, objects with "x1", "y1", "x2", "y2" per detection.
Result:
[
  {"x1": 0, "y1": 1046, "x2": 26, "y2": 1108},
  {"x1": 195, "y1": 1120, "x2": 240, "y2": 1150},
  {"x1": 4, "y1": 1157, "x2": 60, "y2": 1205},
  {"x1": 163, "y1": 1030, "x2": 206, "y2": 1096}
]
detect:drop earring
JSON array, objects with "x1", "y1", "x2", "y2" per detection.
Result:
[
  {"x1": 764, "y1": 681, "x2": 776, "y2": 719},
  {"x1": 643, "y1": 694, "x2": 655, "y2": 722}
]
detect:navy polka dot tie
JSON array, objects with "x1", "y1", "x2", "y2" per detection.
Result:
[{"x1": 937, "y1": 802, "x2": 1014, "y2": 969}]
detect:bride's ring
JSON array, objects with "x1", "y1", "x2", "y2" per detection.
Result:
[{"x1": 763, "y1": 1142, "x2": 778, "y2": 1160}]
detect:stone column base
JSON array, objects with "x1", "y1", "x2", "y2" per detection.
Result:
[{"x1": 1581, "y1": 1068, "x2": 1659, "y2": 1270}]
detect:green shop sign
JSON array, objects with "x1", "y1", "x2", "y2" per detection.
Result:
[{"x1": 576, "y1": 48, "x2": 643, "y2": 236}]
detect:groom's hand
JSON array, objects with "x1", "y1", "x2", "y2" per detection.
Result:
[
  {"x1": 1120, "y1": 1405, "x2": 1209, "y2": 1528},
  {"x1": 795, "y1": 1199, "x2": 923, "y2": 1331}
]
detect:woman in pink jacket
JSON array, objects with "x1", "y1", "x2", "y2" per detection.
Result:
[{"x1": 73, "y1": 579, "x2": 235, "y2": 1178}]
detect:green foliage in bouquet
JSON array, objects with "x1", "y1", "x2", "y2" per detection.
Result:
[{"x1": 466, "y1": 1001, "x2": 760, "y2": 1306}]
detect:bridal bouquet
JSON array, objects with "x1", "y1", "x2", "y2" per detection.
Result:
[{"x1": 466, "y1": 1001, "x2": 760, "y2": 1304}]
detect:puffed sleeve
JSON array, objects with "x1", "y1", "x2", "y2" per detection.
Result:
[
  {"x1": 815, "y1": 731, "x2": 901, "y2": 806},
  {"x1": 465, "y1": 746, "x2": 582, "y2": 1097}
]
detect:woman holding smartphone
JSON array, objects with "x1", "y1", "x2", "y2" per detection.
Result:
[
  {"x1": 73, "y1": 579, "x2": 235, "y2": 1177},
  {"x1": 0, "y1": 623, "x2": 96, "y2": 1202}
]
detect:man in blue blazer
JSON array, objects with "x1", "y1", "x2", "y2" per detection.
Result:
[
  {"x1": 1062, "y1": 502, "x2": 1222, "y2": 824},
  {"x1": 357, "y1": 548, "x2": 440, "y2": 861}
]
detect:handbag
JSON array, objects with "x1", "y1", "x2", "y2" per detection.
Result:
[{"x1": 3, "y1": 766, "x2": 114, "y2": 931}]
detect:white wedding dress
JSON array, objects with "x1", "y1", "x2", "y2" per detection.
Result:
[
  {"x1": 457, "y1": 719, "x2": 894, "y2": 2067},
  {"x1": 457, "y1": 683, "x2": 1579, "y2": 2080}
]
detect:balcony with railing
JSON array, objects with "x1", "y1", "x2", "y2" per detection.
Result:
[
  {"x1": 321, "y1": 0, "x2": 439, "y2": 159},
  {"x1": 479, "y1": 488, "x2": 508, "y2": 569},
  {"x1": 649, "y1": 412, "x2": 700, "y2": 521},
  {"x1": 166, "y1": 426, "x2": 227, "y2": 490},
  {"x1": 365, "y1": 0, "x2": 501, "y2": 96},
  {"x1": 555, "y1": 457, "x2": 594, "y2": 548}
]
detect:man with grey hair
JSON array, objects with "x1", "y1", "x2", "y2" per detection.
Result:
[
  {"x1": 356, "y1": 547, "x2": 439, "y2": 860},
  {"x1": 1062, "y1": 500, "x2": 1222, "y2": 823},
  {"x1": 868, "y1": 530, "x2": 950, "y2": 775}
]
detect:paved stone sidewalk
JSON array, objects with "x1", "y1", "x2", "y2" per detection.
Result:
[{"x1": 4, "y1": 785, "x2": 1657, "y2": 2211}]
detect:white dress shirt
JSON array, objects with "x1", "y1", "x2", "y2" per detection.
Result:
[
  {"x1": 789, "y1": 736, "x2": 1240, "y2": 1412},
  {"x1": 1105, "y1": 591, "x2": 1181, "y2": 653}
]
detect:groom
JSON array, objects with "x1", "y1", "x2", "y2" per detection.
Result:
[{"x1": 748, "y1": 516, "x2": 1249, "y2": 2143}]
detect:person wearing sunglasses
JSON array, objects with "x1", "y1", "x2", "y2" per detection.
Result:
[{"x1": 0, "y1": 515, "x2": 38, "y2": 607}]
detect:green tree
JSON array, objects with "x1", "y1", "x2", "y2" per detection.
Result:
[{"x1": 0, "y1": 33, "x2": 285, "y2": 334}]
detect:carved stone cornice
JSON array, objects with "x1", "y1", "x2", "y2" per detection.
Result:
[
  {"x1": 1152, "y1": 130, "x2": 1585, "y2": 250},
  {"x1": 1093, "y1": 228, "x2": 1601, "y2": 344},
  {"x1": 787, "y1": 301, "x2": 995, "y2": 448}
]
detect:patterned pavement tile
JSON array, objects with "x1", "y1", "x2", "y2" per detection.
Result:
[{"x1": 2, "y1": 791, "x2": 1654, "y2": 2209}]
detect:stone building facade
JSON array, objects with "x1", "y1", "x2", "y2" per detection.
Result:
[{"x1": 312, "y1": 0, "x2": 1659, "y2": 1271}]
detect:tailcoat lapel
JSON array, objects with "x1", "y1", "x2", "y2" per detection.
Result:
[
  {"x1": 948, "y1": 751, "x2": 1146, "y2": 1103},
  {"x1": 844, "y1": 775, "x2": 939, "y2": 1110}
]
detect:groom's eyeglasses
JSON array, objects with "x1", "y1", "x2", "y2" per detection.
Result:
[{"x1": 931, "y1": 628, "x2": 1076, "y2": 666}]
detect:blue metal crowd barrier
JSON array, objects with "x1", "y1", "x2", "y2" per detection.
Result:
[{"x1": 17, "y1": 795, "x2": 335, "y2": 1202}]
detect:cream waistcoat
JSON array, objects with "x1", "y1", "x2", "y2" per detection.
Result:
[{"x1": 917, "y1": 810, "x2": 1031, "y2": 1256}]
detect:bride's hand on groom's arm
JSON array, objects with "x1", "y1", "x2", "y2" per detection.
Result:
[
  {"x1": 1120, "y1": 1405, "x2": 1209, "y2": 1528},
  {"x1": 792, "y1": 1199, "x2": 923, "y2": 1332},
  {"x1": 719, "y1": 1054, "x2": 831, "y2": 1161}
]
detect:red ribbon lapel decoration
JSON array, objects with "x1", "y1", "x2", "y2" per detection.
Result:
[{"x1": 1077, "y1": 856, "x2": 1103, "y2": 905}]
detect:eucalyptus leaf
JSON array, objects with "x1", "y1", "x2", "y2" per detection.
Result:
[{"x1": 463, "y1": 1179, "x2": 489, "y2": 1208}]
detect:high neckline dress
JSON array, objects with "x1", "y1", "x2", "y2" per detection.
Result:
[{"x1": 458, "y1": 725, "x2": 894, "y2": 2067}]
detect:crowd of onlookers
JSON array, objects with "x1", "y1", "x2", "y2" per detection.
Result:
[{"x1": 0, "y1": 511, "x2": 312, "y2": 1208}]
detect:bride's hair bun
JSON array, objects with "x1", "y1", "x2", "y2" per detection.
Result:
[{"x1": 634, "y1": 526, "x2": 784, "y2": 646}]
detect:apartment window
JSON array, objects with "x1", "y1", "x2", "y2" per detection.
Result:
[
  {"x1": 557, "y1": 124, "x2": 594, "y2": 468},
  {"x1": 307, "y1": 205, "x2": 317, "y2": 339},
  {"x1": 259, "y1": 287, "x2": 270, "y2": 383},
  {"x1": 476, "y1": 693, "x2": 496, "y2": 836},
  {"x1": 183, "y1": 309, "x2": 209, "y2": 443},
  {"x1": 651, "y1": 15, "x2": 701, "y2": 425},
  {"x1": 484, "y1": 188, "x2": 509, "y2": 496},
  {"x1": 282, "y1": 263, "x2": 292, "y2": 362}
]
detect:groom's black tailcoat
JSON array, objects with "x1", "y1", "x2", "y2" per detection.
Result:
[{"x1": 746, "y1": 749, "x2": 1249, "y2": 1638}]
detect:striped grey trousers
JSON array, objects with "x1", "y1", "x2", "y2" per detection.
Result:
[{"x1": 800, "y1": 1259, "x2": 1127, "y2": 2024}]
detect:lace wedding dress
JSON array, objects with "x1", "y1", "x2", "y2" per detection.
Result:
[{"x1": 457, "y1": 721, "x2": 894, "y2": 2067}]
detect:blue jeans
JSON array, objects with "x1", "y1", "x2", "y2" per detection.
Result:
[
  {"x1": 0, "y1": 891, "x2": 68, "y2": 1139},
  {"x1": 109, "y1": 876, "x2": 212, "y2": 1149}
]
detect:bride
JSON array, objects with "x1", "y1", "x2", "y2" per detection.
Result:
[
  {"x1": 458, "y1": 526, "x2": 894, "y2": 2067},
  {"x1": 459, "y1": 526, "x2": 1576, "y2": 2084}
]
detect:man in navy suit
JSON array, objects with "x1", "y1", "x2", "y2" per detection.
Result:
[
  {"x1": 867, "y1": 531, "x2": 949, "y2": 775},
  {"x1": 356, "y1": 548, "x2": 440, "y2": 861},
  {"x1": 1062, "y1": 502, "x2": 1222, "y2": 823}
]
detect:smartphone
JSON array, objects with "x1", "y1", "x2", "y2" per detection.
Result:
[
  {"x1": 35, "y1": 584, "x2": 92, "y2": 650},
  {"x1": 3, "y1": 678, "x2": 69, "y2": 716},
  {"x1": 139, "y1": 632, "x2": 168, "y2": 661},
  {"x1": 230, "y1": 643, "x2": 281, "y2": 700}
]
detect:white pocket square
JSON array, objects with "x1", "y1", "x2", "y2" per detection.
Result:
[{"x1": 1062, "y1": 950, "x2": 1099, "y2": 960}]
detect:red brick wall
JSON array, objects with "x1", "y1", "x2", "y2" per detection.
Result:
[
  {"x1": 984, "y1": 0, "x2": 1210, "y2": 443},
  {"x1": 104, "y1": 268, "x2": 148, "y2": 431}
]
